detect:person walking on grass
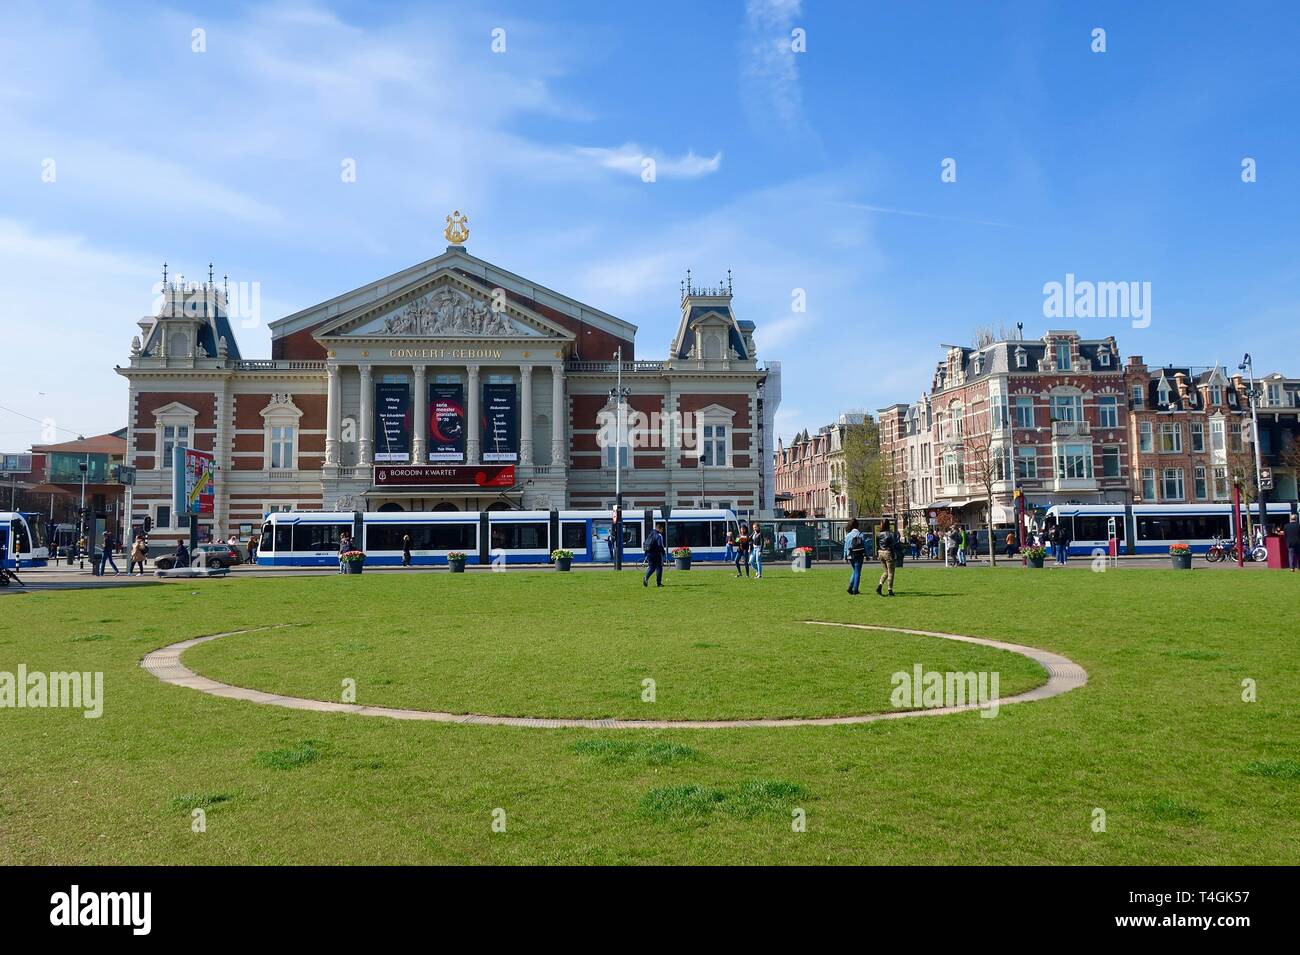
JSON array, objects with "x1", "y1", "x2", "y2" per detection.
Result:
[
  {"x1": 129, "y1": 535, "x2": 148, "y2": 576},
  {"x1": 1284, "y1": 514, "x2": 1300, "y2": 572},
  {"x1": 723, "y1": 528, "x2": 735, "y2": 564},
  {"x1": 338, "y1": 533, "x2": 352, "y2": 574},
  {"x1": 843, "y1": 518, "x2": 866, "y2": 595},
  {"x1": 401, "y1": 533, "x2": 412, "y2": 567},
  {"x1": 643, "y1": 521, "x2": 666, "y2": 587},
  {"x1": 734, "y1": 523, "x2": 751, "y2": 578},
  {"x1": 750, "y1": 522, "x2": 764, "y2": 579},
  {"x1": 876, "y1": 521, "x2": 898, "y2": 597}
]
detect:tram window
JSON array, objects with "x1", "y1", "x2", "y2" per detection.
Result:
[
  {"x1": 367, "y1": 522, "x2": 475, "y2": 551},
  {"x1": 619, "y1": 523, "x2": 643, "y2": 548},
  {"x1": 11, "y1": 520, "x2": 31, "y2": 553},
  {"x1": 1074, "y1": 516, "x2": 1124, "y2": 541},
  {"x1": 709, "y1": 521, "x2": 728, "y2": 545},
  {"x1": 1137, "y1": 515, "x2": 1230, "y2": 540},
  {"x1": 561, "y1": 522, "x2": 587, "y2": 550},
  {"x1": 490, "y1": 522, "x2": 549, "y2": 550},
  {"x1": 291, "y1": 523, "x2": 349, "y2": 551},
  {"x1": 260, "y1": 523, "x2": 273, "y2": 550},
  {"x1": 274, "y1": 525, "x2": 293, "y2": 551},
  {"x1": 667, "y1": 521, "x2": 711, "y2": 548}
]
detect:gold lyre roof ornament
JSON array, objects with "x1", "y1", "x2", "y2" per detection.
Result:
[{"x1": 444, "y1": 210, "x2": 470, "y2": 245}]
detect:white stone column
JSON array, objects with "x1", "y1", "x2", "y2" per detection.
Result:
[
  {"x1": 412, "y1": 365, "x2": 427, "y2": 464},
  {"x1": 325, "y1": 363, "x2": 341, "y2": 466},
  {"x1": 358, "y1": 364, "x2": 373, "y2": 466},
  {"x1": 520, "y1": 365, "x2": 534, "y2": 466},
  {"x1": 466, "y1": 365, "x2": 481, "y2": 464},
  {"x1": 551, "y1": 364, "x2": 566, "y2": 467}
]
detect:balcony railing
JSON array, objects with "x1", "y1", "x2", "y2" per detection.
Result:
[
  {"x1": 566, "y1": 360, "x2": 665, "y2": 373},
  {"x1": 231, "y1": 360, "x2": 327, "y2": 371},
  {"x1": 1051, "y1": 420, "x2": 1091, "y2": 438}
]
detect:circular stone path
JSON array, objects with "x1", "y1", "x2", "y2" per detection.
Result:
[{"x1": 140, "y1": 622, "x2": 1087, "y2": 729}]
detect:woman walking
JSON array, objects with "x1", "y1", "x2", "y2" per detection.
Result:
[
  {"x1": 843, "y1": 518, "x2": 866, "y2": 595},
  {"x1": 129, "y1": 535, "x2": 148, "y2": 576},
  {"x1": 750, "y1": 522, "x2": 764, "y2": 579},
  {"x1": 734, "y1": 524, "x2": 751, "y2": 578},
  {"x1": 401, "y1": 533, "x2": 412, "y2": 567}
]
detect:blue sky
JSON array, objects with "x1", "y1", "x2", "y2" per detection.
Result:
[{"x1": 2, "y1": 0, "x2": 1299, "y2": 449}]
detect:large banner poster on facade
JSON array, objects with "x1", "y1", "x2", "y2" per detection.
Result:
[
  {"x1": 428, "y1": 383, "x2": 465, "y2": 462},
  {"x1": 481, "y1": 383, "x2": 518, "y2": 462},
  {"x1": 172, "y1": 446, "x2": 215, "y2": 516},
  {"x1": 374, "y1": 382, "x2": 411, "y2": 463}
]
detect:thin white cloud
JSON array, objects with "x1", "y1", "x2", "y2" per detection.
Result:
[
  {"x1": 740, "y1": 0, "x2": 810, "y2": 137},
  {"x1": 843, "y1": 202, "x2": 1018, "y2": 230},
  {"x1": 570, "y1": 144, "x2": 722, "y2": 179}
]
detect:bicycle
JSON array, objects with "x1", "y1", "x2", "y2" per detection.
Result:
[{"x1": 1205, "y1": 535, "x2": 1267, "y2": 563}]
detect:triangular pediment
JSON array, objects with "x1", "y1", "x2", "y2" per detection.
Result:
[{"x1": 315, "y1": 270, "x2": 574, "y2": 342}]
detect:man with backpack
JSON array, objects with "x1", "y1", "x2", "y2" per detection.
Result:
[
  {"x1": 876, "y1": 521, "x2": 899, "y2": 597},
  {"x1": 843, "y1": 518, "x2": 866, "y2": 595},
  {"x1": 643, "y1": 521, "x2": 667, "y2": 587}
]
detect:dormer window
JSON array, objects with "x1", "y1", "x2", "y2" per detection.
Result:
[
  {"x1": 1157, "y1": 380, "x2": 1171, "y2": 406},
  {"x1": 1209, "y1": 384, "x2": 1222, "y2": 406},
  {"x1": 1055, "y1": 342, "x2": 1071, "y2": 370},
  {"x1": 1014, "y1": 347, "x2": 1027, "y2": 369},
  {"x1": 1097, "y1": 346, "x2": 1111, "y2": 367},
  {"x1": 972, "y1": 353, "x2": 983, "y2": 374}
]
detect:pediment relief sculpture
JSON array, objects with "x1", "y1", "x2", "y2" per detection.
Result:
[{"x1": 379, "y1": 287, "x2": 526, "y2": 337}]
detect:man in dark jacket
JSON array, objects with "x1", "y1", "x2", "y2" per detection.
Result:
[
  {"x1": 643, "y1": 522, "x2": 666, "y2": 588},
  {"x1": 875, "y1": 522, "x2": 898, "y2": 597},
  {"x1": 1284, "y1": 514, "x2": 1300, "y2": 572}
]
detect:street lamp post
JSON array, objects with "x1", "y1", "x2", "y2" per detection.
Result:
[
  {"x1": 610, "y1": 347, "x2": 630, "y2": 570},
  {"x1": 1240, "y1": 353, "x2": 1269, "y2": 541}
]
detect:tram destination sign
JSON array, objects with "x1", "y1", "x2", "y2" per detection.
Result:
[{"x1": 373, "y1": 465, "x2": 515, "y2": 488}]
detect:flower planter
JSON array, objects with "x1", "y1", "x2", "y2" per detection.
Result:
[
  {"x1": 448, "y1": 559, "x2": 466, "y2": 574},
  {"x1": 1170, "y1": 553, "x2": 1192, "y2": 570},
  {"x1": 555, "y1": 557, "x2": 572, "y2": 572},
  {"x1": 1027, "y1": 556, "x2": 1045, "y2": 568},
  {"x1": 795, "y1": 553, "x2": 813, "y2": 571},
  {"x1": 342, "y1": 562, "x2": 363, "y2": 575},
  {"x1": 674, "y1": 556, "x2": 691, "y2": 570}
]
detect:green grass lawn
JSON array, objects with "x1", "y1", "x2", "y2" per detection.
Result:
[{"x1": 1, "y1": 564, "x2": 1298, "y2": 864}]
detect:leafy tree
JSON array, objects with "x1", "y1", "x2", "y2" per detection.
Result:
[
  {"x1": 842, "y1": 417, "x2": 886, "y2": 517},
  {"x1": 963, "y1": 432, "x2": 1000, "y2": 565}
]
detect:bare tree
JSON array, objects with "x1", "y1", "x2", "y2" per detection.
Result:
[
  {"x1": 1227, "y1": 446, "x2": 1259, "y2": 542},
  {"x1": 963, "y1": 432, "x2": 999, "y2": 566}
]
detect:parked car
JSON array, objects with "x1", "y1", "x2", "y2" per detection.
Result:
[{"x1": 154, "y1": 543, "x2": 245, "y2": 570}]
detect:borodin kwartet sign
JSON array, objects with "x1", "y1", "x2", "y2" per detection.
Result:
[
  {"x1": 373, "y1": 465, "x2": 515, "y2": 487},
  {"x1": 172, "y1": 447, "x2": 215, "y2": 515}
]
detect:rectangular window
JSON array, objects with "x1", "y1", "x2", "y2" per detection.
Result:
[
  {"x1": 1141, "y1": 468, "x2": 1157, "y2": 500},
  {"x1": 1210, "y1": 419, "x2": 1225, "y2": 452},
  {"x1": 989, "y1": 394, "x2": 1009, "y2": 430},
  {"x1": 1190, "y1": 421, "x2": 1205, "y2": 452},
  {"x1": 561, "y1": 522, "x2": 588, "y2": 550},
  {"x1": 162, "y1": 425, "x2": 190, "y2": 466},
  {"x1": 1229, "y1": 421, "x2": 1243, "y2": 453},
  {"x1": 489, "y1": 521, "x2": 549, "y2": 550},
  {"x1": 270, "y1": 426, "x2": 295, "y2": 470},
  {"x1": 1139, "y1": 421, "x2": 1153, "y2": 452},
  {"x1": 666, "y1": 521, "x2": 713, "y2": 549},
  {"x1": 1101, "y1": 446, "x2": 1121, "y2": 477},
  {"x1": 1131, "y1": 385, "x2": 1145, "y2": 409},
  {"x1": 702, "y1": 424, "x2": 727, "y2": 466},
  {"x1": 1098, "y1": 396, "x2": 1118, "y2": 429},
  {"x1": 1213, "y1": 466, "x2": 1229, "y2": 499},
  {"x1": 1051, "y1": 394, "x2": 1082, "y2": 423},
  {"x1": 1268, "y1": 383, "x2": 1282, "y2": 405},
  {"x1": 367, "y1": 522, "x2": 477, "y2": 552},
  {"x1": 1013, "y1": 396, "x2": 1034, "y2": 429},
  {"x1": 1209, "y1": 385, "x2": 1222, "y2": 406},
  {"x1": 1159, "y1": 422, "x2": 1182, "y2": 453},
  {"x1": 1162, "y1": 468, "x2": 1185, "y2": 500},
  {"x1": 1056, "y1": 443, "x2": 1092, "y2": 480},
  {"x1": 156, "y1": 505, "x2": 170, "y2": 529},
  {"x1": 1015, "y1": 446, "x2": 1038, "y2": 480},
  {"x1": 1055, "y1": 343, "x2": 1071, "y2": 370},
  {"x1": 291, "y1": 523, "x2": 350, "y2": 552},
  {"x1": 1259, "y1": 429, "x2": 1273, "y2": 456},
  {"x1": 1194, "y1": 465, "x2": 1208, "y2": 500},
  {"x1": 603, "y1": 445, "x2": 630, "y2": 469}
]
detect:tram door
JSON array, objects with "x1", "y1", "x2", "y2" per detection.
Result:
[{"x1": 592, "y1": 519, "x2": 614, "y2": 561}]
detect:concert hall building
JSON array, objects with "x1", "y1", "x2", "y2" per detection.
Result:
[{"x1": 117, "y1": 227, "x2": 779, "y2": 546}]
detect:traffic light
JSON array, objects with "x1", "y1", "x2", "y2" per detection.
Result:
[{"x1": 143, "y1": 515, "x2": 152, "y2": 534}]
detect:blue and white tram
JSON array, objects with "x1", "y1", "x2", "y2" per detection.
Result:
[
  {"x1": 256, "y1": 508, "x2": 740, "y2": 567},
  {"x1": 1044, "y1": 502, "x2": 1299, "y2": 557},
  {"x1": 0, "y1": 511, "x2": 50, "y2": 568}
]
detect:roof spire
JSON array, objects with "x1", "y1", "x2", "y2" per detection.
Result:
[{"x1": 162, "y1": 261, "x2": 168, "y2": 287}]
